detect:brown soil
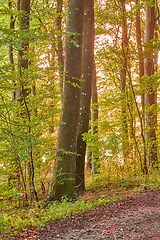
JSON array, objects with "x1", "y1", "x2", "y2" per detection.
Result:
[{"x1": 3, "y1": 189, "x2": 160, "y2": 240}]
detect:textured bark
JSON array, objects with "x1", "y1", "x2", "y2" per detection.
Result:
[
  {"x1": 75, "y1": 0, "x2": 94, "y2": 193},
  {"x1": 48, "y1": 0, "x2": 84, "y2": 201},
  {"x1": 144, "y1": 4, "x2": 158, "y2": 169}
]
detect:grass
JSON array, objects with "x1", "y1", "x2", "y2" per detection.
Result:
[{"x1": 0, "y1": 169, "x2": 159, "y2": 239}]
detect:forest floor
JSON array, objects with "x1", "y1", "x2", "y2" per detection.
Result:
[{"x1": 3, "y1": 188, "x2": 160, "y2": 240}]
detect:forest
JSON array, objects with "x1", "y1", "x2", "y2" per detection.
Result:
[{"x1": 0, "y1": 0, "x2": 160, "y2": 237}]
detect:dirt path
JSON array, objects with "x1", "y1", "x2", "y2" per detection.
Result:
[{"x1": 4, "y1": 189, "x2": 160, "y2": 240}]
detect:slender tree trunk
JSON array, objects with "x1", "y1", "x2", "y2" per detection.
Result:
[
  {"x1": 120, "y1": 0, "x2": 129, "y2": 162},
  {"x1": 17, "y1": 0, "x2": 39, "y2": 202},
  {"x1": 56, "y1": 0, "x2": 64, "y2": 95},
  {"x1": 135, "y1": 0, "x2": 144, "y2": 110},
  {"x1": 91, "y1": 61, "x2": 99, "y2": 174},
  {"x1": 18, "y1": 0, "x2": 30, "y2": 79},
  {"x1": 154, "y1": 2, "x2": 159, "y2": 130},
  {"x1": 8, "y1": 0, "x2": 16, "y2": 101},
  {"x1": 48, "y1": 0, "x2": 84, "y2": 201},
  {"x1": 86, "y1": 145, "x2": 92, "y2": 170},
  {"x1": 135, "y1": 0, "x2": 148, "y2": 173},
  {"x1": 144, "y1": 3, "x2": 158, "y2": 169},
  {"x1": 75, "y1": 0, "x2": 94, "y2": 193}
]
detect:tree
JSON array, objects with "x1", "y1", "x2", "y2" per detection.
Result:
[
  {"x1": 144, "y1": 1, "x2": 158, "y2": 168},
  {"x1": 8, "y1": 0, "x2": 32, "y2": 204},
  {"x1": 135, "y1": 0, "x2": 144, "y2": 110},
  {"x1": 120, "y1": 0, "x2": 129, "y2": 161},
  {"x1": 17, "y1": 0, "x2": 38, "y2": 202},
  {"x1": 75, "y1": 0, "x2": 94, "y2": 193},
  {"x1": 91, "y1": 61, "x2": 99, "y2": 174},
  {"x1": 48, "y1": 0, "x2": 84, "y2": 201},
  {"x1": 8, "y1": 0, "x2": 16, "y2": 101},
  {"x1": 56, "y1": 0, "x2": 64, "y2": 94}
]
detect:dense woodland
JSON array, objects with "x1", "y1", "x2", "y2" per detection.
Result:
[{"x1": 0, "y1": 0, "x2": 160, "y2": 225}]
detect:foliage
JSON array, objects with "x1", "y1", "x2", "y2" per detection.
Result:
[{"x1": 0, "y1": 0, "x2": 62, "y2": 203}]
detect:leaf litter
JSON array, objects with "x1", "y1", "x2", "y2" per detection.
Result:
[{"x1": 2, "y1": 189, "x2": 160, "y2": 240}]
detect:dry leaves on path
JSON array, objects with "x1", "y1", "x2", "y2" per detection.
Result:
[{"x1": 3, "y1": 189, "x2": 160, "y2": 240}]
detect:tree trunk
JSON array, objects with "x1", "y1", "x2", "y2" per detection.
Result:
[
  {"x1": 17, "y1": 0, "x2": 39, "y2": 202},
  {"x1": 91, "y1": 61, "x2": 99, "y2": 174},
  {"x1": 56, "y1": 0, "x2": 64, "y2": 95},
  {"x1": 86, "y1": 145, "x2": 92, "y2": 170},
  {"x1": 135, "y1": 0, "x2": 144, "y2": 110},
  {"x1": 18, "y1": 0, "x2": 30, "y2": 77},
  {"x1": 8, "y1": 0, "x2": 16, "y2": 101},
  {"x1": 144, "y1": 3, "x2": 158, "y2": 169},
  {"x1": 75, "y1": 0, "x2": 94, "y2": 193},
  {"x1": 120, "y1": 0, "x2": 129, "y2": 162},
  {"x1": 48, "y1": 0, "x2": 84, "y2": 201}
]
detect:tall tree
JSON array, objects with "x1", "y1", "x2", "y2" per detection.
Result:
[
  {"x1": 17, "y1": 0, "x2": 38, "y2": 202},
  {"x1": 8, "y1": 0, "x2": 16, "y2": 101},
  {"x1": 120, "y1": 0, "x2": 129, "y2": 161},
  {"x1": 56, "y1": 0, "x2": 64, "y2": 94},
  {"x1": 91, "y1": 61, "x2": 99, "y2": 174},
  {"x1": 9, "y1": 0, "x2": 32, "y2": 204},
  {"x1": 75, "y1": 0, "x2": 94, "y2": 193},
  {"x1": 144, "y1": 1, "x2": 158, "y2": 168},
  {"x1": 48, "y1": 0, "x2": 84, "y2": 201},
  {"x1": 135, "y1": 0, "x2": 148, "y2": 174},
  {"x1": 17, "y1": 0, "x2": 30, "y2": 89},
  {"x1": 135, "y1": 0, "x2": 144, "y2": 110}
]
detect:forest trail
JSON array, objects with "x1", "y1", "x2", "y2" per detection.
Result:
[{"x1": 3, "y1": 189, "x2": 160, "y2": 240}]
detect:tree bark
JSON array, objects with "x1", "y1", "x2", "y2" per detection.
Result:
[
  {"x1": 144, "y1": 3, "x2": 158, "y2": 169},
  {"x1": 75, "y1": 0, "x2": 94, "y2": 193},
  {"x1": 48, "y1": 0, "x2": 84, "y2": 201}
]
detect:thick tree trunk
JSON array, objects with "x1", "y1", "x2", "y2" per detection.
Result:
[
  {"x1": 144, "y1": 4, "x2": 158, "y2": 169},
  {"x1": 75, "y1": 0, "x2": 94, "y2": 193},
  {"x1": 48, "y1": 0, "x2": 84, "y2": 201}
]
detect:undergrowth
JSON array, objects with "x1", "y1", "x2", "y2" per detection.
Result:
[{"x1": 0, "y1": 169, "x2": 159, "y2": 238}]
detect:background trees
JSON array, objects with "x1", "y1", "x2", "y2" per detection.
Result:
[{"x1": 0, "y1": 0, "x2": 159, "y2": 204}]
